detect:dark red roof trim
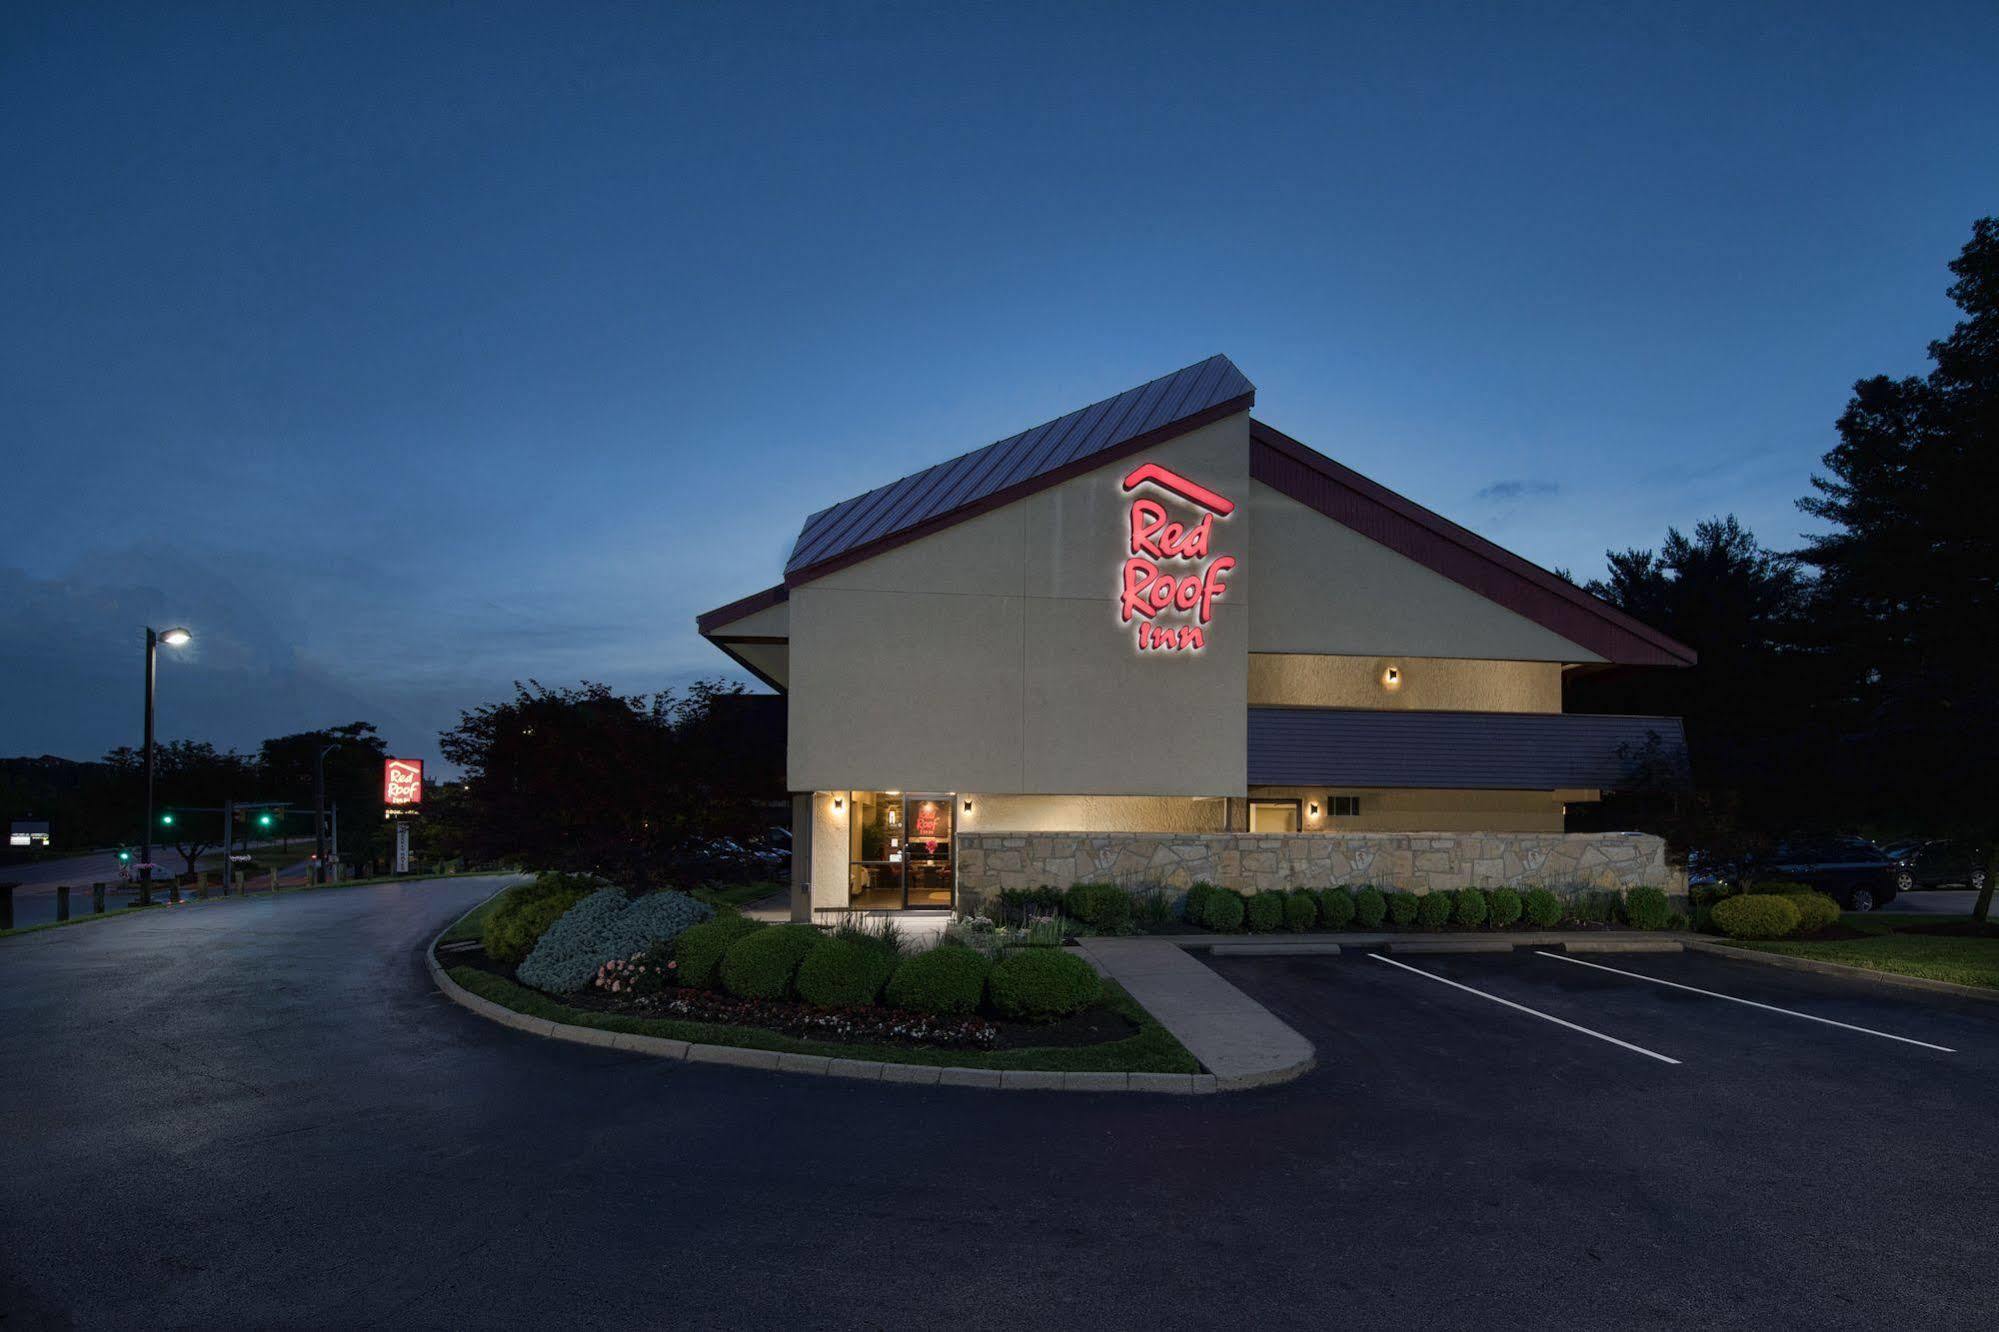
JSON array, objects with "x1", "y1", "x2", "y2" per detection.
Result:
[
  {"x1": 783, "y1": 389, "x2": 1254, "y2": 588},
  {"x1": 695, "y1": 582, "x2": 789, "y2": 636},
  {"x1": 1249, "y1": 420, "x2": 1696, "y2": 668}
]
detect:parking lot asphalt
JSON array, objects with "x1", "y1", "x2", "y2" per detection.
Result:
[{"x1": 4, "y1": 886, "x2": 1997, "y2": 1329}]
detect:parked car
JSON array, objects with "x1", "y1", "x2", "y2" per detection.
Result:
[
  {"x1": 1744, "y1": 837, "x2": 1909, "y2": 912},
  {"x1": 1880, "y1": 839, "x2": 1989, "y2": 892}
]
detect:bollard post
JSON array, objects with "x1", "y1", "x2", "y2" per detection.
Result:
[
  {"x1": 57, "y1": 885, "x2": 71, "y2": 922},
  {"x1": 196, "y1": 875, "x2": 209, "y2": 901},
  {"x1": 1, "y1": 883, "x2": 14, "y2": 931},
  {"x1": 268, "y1": 868, "x2": 278, "y2": 894},
  {"x1": 93, "y1": 882, "x2": 106, "y2": 914},
  {"x1": 170, "y1": 877, "x2": 181, "y2": 905}
]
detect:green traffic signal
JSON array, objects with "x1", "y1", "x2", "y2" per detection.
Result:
[
  {"x1": 118, "y1": 849, "x2": 132, "y2": 862},
  {"x1": 160, "y1": 812, "x2": 176, "y2": 827},
  {"x1": 257, "y1": 811, "x2": 275, "y2": 828}
]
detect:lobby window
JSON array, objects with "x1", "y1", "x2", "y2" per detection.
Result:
[
  {"x1": 1249, "y1": 800, "x2": 1301, "y2": 833},
  {"x1": 848, "y1": 791, "x2": 954, "y2": 910},
  {"x1": 1329, "y1": 796, "x2": 1361, "y2": 817}
]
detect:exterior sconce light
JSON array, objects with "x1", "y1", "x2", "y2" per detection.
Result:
[
  {"x1": 962, "y1": 799, "x2": 973, "y2": 813},
  {"x1": 1383, "y1": 665, "x2": 1402, "y2": 688},
  {"x1": 1309, "y1": 801, "x2": 1320, "y2": 817},
  {"x1": 831, "y1": 796, "x2": 844, "y2": 812}
]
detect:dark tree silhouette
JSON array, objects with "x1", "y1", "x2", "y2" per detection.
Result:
[
  {"x1": 1796, "y1": 217, "x2": 1999, "y2": 920},
  {"x1": 105, "y1": 741, "x2": 257, "y2": 878}
]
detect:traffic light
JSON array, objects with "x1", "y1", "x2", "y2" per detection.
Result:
[
  {"x1": 160, "y1": 811, "x2": 176, "y2": 827},
  {"x1": 118, "y1": 848, "x2": 133, "y2": 863},
  {"x1": 257, "y1": 811, "x2": 275, "y2": 829}
]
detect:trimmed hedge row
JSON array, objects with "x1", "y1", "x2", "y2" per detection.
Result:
[{"x1": 1172, "y1": 881, "x2": 1681, "y2": 933}]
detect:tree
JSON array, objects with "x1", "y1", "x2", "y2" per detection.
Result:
[
  {"x1": 1569, "y1": 515, "x2": 1820, "y2": 845},
  {"x1": 1797, "y1": 217, "x2": 1999, "y2": 920},
  {"x1": 256, "y1": 723, "x2": 390, "y2": 864},
  {"x1": 438, "y1": 679, "x2": 779, "y2": 893},
  {"x1": 105, "y1": 741, "x2": 257, "y2": 878}
]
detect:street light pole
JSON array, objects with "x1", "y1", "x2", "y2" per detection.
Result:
[
  {"x1": 313, "y1": 742, "x2": 340, "y2": 885},
  {"x1": 138, "y1": 626, "x2": 191, "y2": 908}
]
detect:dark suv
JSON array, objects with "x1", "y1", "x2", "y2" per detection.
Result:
[
  {"x1": 1881, "y1": 840, "x2": 1990, "y2": 893},
  {"x1": 1748, "y1": 838, "x2": 1909, "y2": 912}
]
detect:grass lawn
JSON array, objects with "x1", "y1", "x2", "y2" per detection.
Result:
[
  {"x1": 1725, "y1": 914, "x2": 1999, "y2": 989},
  {"x1": 439, "y1": 881, "x2": 520, "y2": 944},
  {"x1": 446, "y1": 964, "x2": 1201, "y2": 1074}
]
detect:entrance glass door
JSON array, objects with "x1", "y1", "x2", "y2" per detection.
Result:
[{"x1": 847, "y1": 791, "x2": 954, "y2": 910}]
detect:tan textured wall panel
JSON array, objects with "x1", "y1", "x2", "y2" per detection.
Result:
[{"x1": 1248, "y1": 654, "x2": 1561, "y2": 712}]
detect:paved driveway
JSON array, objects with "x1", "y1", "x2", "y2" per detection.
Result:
[{"x1": 3, "y1": 884, "x2": 1996, "y2": 1329}]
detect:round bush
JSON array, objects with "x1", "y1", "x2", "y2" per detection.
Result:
[
  {"x1": 1523, "y1": 888, "x2": 1562, "y2": 928},
  {"x1": 1183, "y1": 882, "x2": 1217, "y2": 924},
  {"x1": 721, "y1": 923, "x2": 822, "y2": 1000},
  {"x1": 673, "y1": 913, "x2": 766, "y2": 990},
  {"x1": 1387, "y1": 891, "x2": 1420, "y2": 928},
  {"x1": 794, "y1": 936, "x2": 899, "y2": 1007},
  {"x1": 1283, "y1": 892, "x2": 1318, "y2": 931},
  {"x1": 885, "y1": 945, "x2": 992, "y2": 1016},
  {"x1": 1199, "y1": 890, "x2": 1245, "y2": 932},
  {"x1": 483, "y1": 872, "x2": 602, "y2": 964},
  {"x1": 1416, "y1": 891, "x2": 1453, "y2": 929},
  {"x1": 1623, "y1": 886, "x2": 1671, "y2": 930},
  {"x1": 1244, "y1": 892, "x2": 1283, "y2": 933},
  {"x1": 1486, "y1": 888, "x2": 1523, "y2": 929},
  {"x1": 1454, "y1": 888, "x2": 1489, "y2": 928},
  {"x1": 1782, "y1": 890, "x2": 1841, "y2": 933},
  {"x1": 987, "y1": 948, "x2": 1102, "y2": 1020},
  {"x1": 516, "y1": 887, "x2": 715, "y2": 994},
  {"x1": 1352, "y1": 887, "x2": 1388, "y2": 929},
  {"x1": 1065, "y1": 882, "x2": 1133, "y2": 931},
  {"x1": 1710, "y1": 893, "x2": 1802, "y2": 940},
  {"x1": 1318, "y1": 887, "x2": 1356, "y2": 929}
]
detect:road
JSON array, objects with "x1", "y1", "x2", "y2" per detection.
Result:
[
  {"x1": 1, "y1": 844, "x2": 310, "y2": 929},
  {"x1": 2, "y1": 878, "x2": 1995, "y2": 1328}
]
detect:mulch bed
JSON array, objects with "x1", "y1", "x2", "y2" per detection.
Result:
[{"x1": 437, "y1": 942, "x2": 1139, "y2": 1052}]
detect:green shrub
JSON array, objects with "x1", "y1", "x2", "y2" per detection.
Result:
[
  {"x1": 1184, "y1": 882, "x2": 1218, "y2": 924},
  {"x1": 1565, "y1": 889, "x2": 1614, "y2": 925},
  {"x1": 884, "y1": 944, "x2": 992, "y2": 1016},
  {"x1": 987, "y1": 948, "x2": 1102, "y2": 1021},
  {"x1": 1710, "y1": 893, "x2": 1802, "y2": 940},
  {"x1": 483, "y1": 872, "x2": 602, "y2": 964},
  {"x1": 1353, "y1": 887, "x2": 1387, "y2": 929},
  {"x1": 794, "y1": 936, "x2": 899, "y2": 1007},
  {"x1": 1387, "y1": 891, "x2": 1420, "y2": 928},
  {"x1": 1523, "y1": 888, "x2": 1561, "y2": 928},
  {"x1": 1199, "y1": 889, "x2": 1245, "y2": 932},
  {"x1": 1783, "y1": 890, "x2": 1842, "y2": 933},
  {"x1": 1064, "y1": 882, "x2": 1133, "y2": 931},
  {"x1": 516, "y1": 887, "x2": 715, "y2": 993},
  {"x1": 1623, "y1": 886, "x2": 1671, "y2": 930},
  {"x1": 1487, "y1": 887, "x2": 1523, "y2": 928},
  {"x1": 1666, "y1": 910, "x2": 1690, "y2": 931},
  {"x1": 1243, "y1": 892, "x2": 1283, "y2": 933},
  {"x1": 720, "y1": 923, "x2": 822, "y2": 1000},
  {"x1": 1317, "y1": 886, "x2": 1356, "y2": 929},
  {"x1": 673, "y1": 913, "x2": 766, "y2": 990},
  {"x1": 999, "y1": 886, "x2": 1065, "y2": 915},
  {"x1": 1283, "y1": 892, "x2": 1318, "y2": 931},
  {"x1": 1454, "y1": 888, "x2": 1489, "y2": 928},
  {"x1": 1416, "y1": 891, "x2": 1453, "y2": 929}
]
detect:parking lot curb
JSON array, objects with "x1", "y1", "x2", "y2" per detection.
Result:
[
  {"x1": 1564, "y1": 939, "x2": 1684, "y2": 954},
  {"x1": 424, "y1": 907, "x2": 1226, "y2": 1094},
  {"x1": 1388, "y1": 940, "x2": 1515, "y2": 955},
  {"x1": 1686, "y1": 939, "x2": 1999, "y2": 1003},
  {"x1": 1210, "y1": 942, "x2": 1343, "y2": 956}
]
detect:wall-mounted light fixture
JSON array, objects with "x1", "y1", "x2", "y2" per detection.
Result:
[
  {"x1": 962, "y1": 799, "x2": 973, "y2": 813},
  {"x1": 1308, "y1": 801, "x2": 1320, "y2": 817},
  {"x1": 1382, "y1": 665, "x2": 1402, "y2": 688},
  {"x1": 831, "y1": 795, "x2": 844, "y2": 812}
]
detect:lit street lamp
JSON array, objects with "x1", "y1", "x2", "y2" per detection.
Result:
[{"x1": 139, "y1": 626, "x2": 192, "y2": 907}]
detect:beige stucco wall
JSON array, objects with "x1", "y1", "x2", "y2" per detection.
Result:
[
  {"x1": 961, "y1": 793, "x2": 1230, "y2": 834},
  {"x1": 1248, "y1": 786, "x2": 1566, "y2": 833},
  {"x1": 1249, "y1": 653, "x2": 1561, "y2": 712},
  {"x1": 1246, "y1": 482, "x2": 1602, "y2": 662},
  {"x1": 788, "y1": 412, "x2": 1251, "y2": 796}
]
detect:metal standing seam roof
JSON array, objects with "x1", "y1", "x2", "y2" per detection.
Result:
[
  {"x1": 783, "y1": 354, "x2": 1256, "y2": 579},
  {"x1": 1247, "y1": 708, "x2": 1690, "y2": 791}
]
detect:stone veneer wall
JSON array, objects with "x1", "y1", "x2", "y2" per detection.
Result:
[{"x1": 956, "y1": 831, "x2": 1679, "y2": 913}]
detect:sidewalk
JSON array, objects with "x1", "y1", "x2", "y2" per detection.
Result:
[{"x1": 1074, "y1": 937, "x2": 1315, "y2": 1088}]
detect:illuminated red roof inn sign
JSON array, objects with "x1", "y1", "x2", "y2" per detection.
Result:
[
  {"x1": 1118, "y1": 462, "x2": 1237, "y2": 652},
  {"x1": 383, "y1": 758, "x2": 424, "y2": 810}
]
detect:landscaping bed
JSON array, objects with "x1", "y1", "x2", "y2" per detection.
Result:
[{"x1": 441, "y1": 877, "x2": 1197, "y2": 1074}]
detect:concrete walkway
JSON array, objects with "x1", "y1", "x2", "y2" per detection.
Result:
[{"x1": 1076, "y1": 937, "x2": 1315, "y2": 1088}]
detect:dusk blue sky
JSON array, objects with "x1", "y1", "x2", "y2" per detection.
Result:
[{"x1": 4, "y1": 1, "x2": 1994, "y2": 768}]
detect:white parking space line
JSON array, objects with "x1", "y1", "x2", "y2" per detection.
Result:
[
  {"x1": 1536, "y1": 951, "x2": 1956, "y2": 1053},
  {"x1": 1367, "y1": 953, "x2": 1682, "y2": 1065}
]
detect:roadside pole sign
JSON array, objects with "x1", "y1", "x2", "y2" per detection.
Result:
[
  {"x1": 393, "y1": 821, "x2": 411, "y2": 874},
  {"x1": 383, "y1": 758, "x2": 423, "y2": 812}
]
